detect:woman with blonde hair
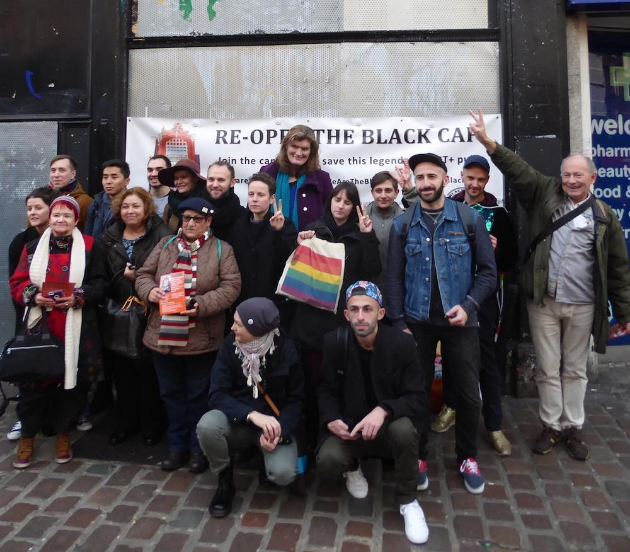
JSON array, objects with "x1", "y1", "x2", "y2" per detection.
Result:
[{"x1": 260, "y1": 125, "x2": 332, "y2": 232}]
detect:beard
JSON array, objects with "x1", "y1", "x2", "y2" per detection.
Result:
[
  {"x1": 419, "y1": 182, "x2": 445, "y2": 205},
  {"x1": 351, "y1": 319, "x2": 378, "y2": 338}
]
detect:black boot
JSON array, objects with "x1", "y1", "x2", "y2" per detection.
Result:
[{"x1": 209, "y1": 463, "x2": 236, "y2": 518}]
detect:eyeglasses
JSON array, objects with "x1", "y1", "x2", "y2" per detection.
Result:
[{"x1": 182, "y1": 215, "x2": 207, "y2": 224}]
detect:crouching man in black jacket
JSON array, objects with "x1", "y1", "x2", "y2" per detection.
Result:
[
  {"x1": 197, "y1": 298, "x2": 304, "y2": 518},
  {"x1": 316, "y1": 281, "x2": 429, "y2": 545}
]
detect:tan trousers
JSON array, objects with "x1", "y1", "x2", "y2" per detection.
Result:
[{"x1": 527, "y1": 297, "x2": 595, "y2": 430}]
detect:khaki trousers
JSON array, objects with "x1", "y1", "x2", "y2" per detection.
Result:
[{"x1": 527, "y1": 297, "x2": 595, "y2": 430}]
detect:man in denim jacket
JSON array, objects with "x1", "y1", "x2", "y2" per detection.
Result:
[{"x1": 388, "y1": 153, "x2": 497, "y2": 495}]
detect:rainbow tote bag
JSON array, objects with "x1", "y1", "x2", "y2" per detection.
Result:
[{"x1": 276, "y1": 237, "x2": 345, "y2": 313}]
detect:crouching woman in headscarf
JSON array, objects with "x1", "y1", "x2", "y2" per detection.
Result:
[
  {"x1": 9, "y1": 195, "x2": 105, "y2": 469},
  {"x1": 197, "y1": 298, "x2": 304, "y2": 518}
]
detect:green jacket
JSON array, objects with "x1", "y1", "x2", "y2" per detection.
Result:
[{"x1": 490, "y1": 144, "x2": 630, "y2": 353}]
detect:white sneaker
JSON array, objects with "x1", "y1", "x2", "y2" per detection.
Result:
[
  {"x1": 400, "y1": 500, "x2": 429, "y2": 544},
  {"x1": 7, "y1": 420, "x2": 21, "y2": 441},
  {"x1": 76, "y1": 416, "x2": 92, "y2": 432},
  {"x1": 343, "y1": 465, "x2": 368, "y2": 499}
]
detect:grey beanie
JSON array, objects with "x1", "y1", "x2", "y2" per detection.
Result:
[{"x1": 236, "y1": 298, "x2": 280, "y2": 337}]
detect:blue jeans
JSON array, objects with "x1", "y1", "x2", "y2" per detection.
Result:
[
  {"x1": 409, "y1": 323, "x2": 481, "y2": 463},
  {"x1": 152, "y1": 351, "x2": 217, "y2": 453}
]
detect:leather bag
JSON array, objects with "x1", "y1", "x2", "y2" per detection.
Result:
[{"x1": 99, "y1": 295, "x2": 148, "y2": 360}]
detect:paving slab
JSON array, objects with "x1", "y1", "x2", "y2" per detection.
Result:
[{"x1": 0, "y1": 366, "x2": 629, "y2": 551}]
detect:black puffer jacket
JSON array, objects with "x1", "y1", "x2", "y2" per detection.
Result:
[
  {"x1": 99, "y1": 215, "x2": 173, "y2": 303},
  {"x1": 290, "y1": 215, "x2": 381, "y2": 350}
]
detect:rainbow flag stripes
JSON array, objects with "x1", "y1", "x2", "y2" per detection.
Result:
[{"x1": 277, "y1": 239, "x2": 345, "y2": 313}]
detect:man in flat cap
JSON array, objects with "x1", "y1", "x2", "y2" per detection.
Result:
[
  {"x1": 197, "y1": 298, "x2": 304, "y2": 518},
  {"x1": 388, "y1": 153, "x2": 497, "y2": 495}
]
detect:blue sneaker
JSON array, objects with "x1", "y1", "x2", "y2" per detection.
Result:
[
  {"x1": 459, "y1": 458, "x2": 485, "y2": 494},
  {"x1": 416, "y1": 460, "x2": 429, "y2": 491}
]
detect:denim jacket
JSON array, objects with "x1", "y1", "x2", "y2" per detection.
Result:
[{"x1": 387, "y1": 198, "x2": 497, "y2": 329}]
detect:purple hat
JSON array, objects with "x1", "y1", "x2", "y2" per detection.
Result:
[
  {"x1": 346, "y1": 281, "x2": 383, "y2": 307},
  {"x1": 158, "y1": 158, "x2": 206, "y2": 188}
]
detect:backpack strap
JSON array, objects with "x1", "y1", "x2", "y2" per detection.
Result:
[
  {"x1": 399, "y1": 203, "x2": 418, "y2": 239},
  {"x1": 162, "y1": 235, "x2": 178, "y2": 249},
  {"x1": 400, "y1": 201, "x2": 475, "y2": 247},
  {"x1": 335, "y1": 325, "x2": 349, "y2": 381},
  {"x1": 455, "y1": 201, "x2": 475, "y2": 247}
]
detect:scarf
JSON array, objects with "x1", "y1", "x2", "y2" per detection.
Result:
[
  {"x1": 167, "y1": 181, "x2": 208, "y2": 213},
  {"x1": 27, "y1": 227, "x2": 85, "y2": 390},
  {"x1": 323, "y1": 211, "x2": 358, "y2": 242},
  {"x1": 275, "y1": 172, "x2": 307, "y2": 229},
  {"x1": 211, "y1": 189, "x2": 244, "y2": 233},
  {"x1": 157, "y1": 228, "x2": 209, "y2": 347},
  {"x1": 48, "y1": 180, "x2": 78, "y2": 194},
  {"x1": 234, "y1": 329, "x2": 279, "y2": 398}
]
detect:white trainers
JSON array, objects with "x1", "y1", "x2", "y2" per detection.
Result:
[
  {"x1": 343, "y1": 465, "x2": 368, "y2": 499},
  {"x1": 76, "y1": 416, "x2": 92, "y2": 432},
  {"x1": 7, "y1": 420, "x2": 22, "y2": 441},
  {"x1": 400, "y1": 500, "x2": 429, "y2": 544}
]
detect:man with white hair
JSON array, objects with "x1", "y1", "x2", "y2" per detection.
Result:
[{"x1": 469, "y1": 108, "x2": 630, "y2": 461}]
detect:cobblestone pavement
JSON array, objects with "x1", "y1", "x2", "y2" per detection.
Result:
[{"x1": 0, "y1": 374, "x2": 629, "y2": 552}]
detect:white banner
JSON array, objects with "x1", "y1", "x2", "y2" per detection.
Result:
[{"x1": 125, "y1": 116, "x2": 503, "y2": 205}]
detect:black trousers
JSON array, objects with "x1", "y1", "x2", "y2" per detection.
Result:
[
  {"x1": 442, "y1": 297, "x2": 503, "y2": 431},
  {"x1": 409, "y1": 323, "x2": 481, "y2": 463},
  {"x1": 18, "y1": 382, "x2": 90, "y2": 439},
  {"x1": 317, "y1": 417, "x2": 419, "y2": 505},
  {"x1": 109, "y1": 350, "x2": 165, "y2": 436}
]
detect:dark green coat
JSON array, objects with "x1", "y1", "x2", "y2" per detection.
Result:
[{"x1": 490, "y1": 144, "x2": 630, "y2": 353}]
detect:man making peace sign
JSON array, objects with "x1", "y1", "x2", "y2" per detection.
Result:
[{"x1": 229, "y1": 172, "x2": 298, "y2": 328}]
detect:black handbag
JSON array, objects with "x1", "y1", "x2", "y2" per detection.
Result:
[
  {"x1": 99, "y1": 270, "x2": 148, "y2": 360},
  {"x1": 0, "y1": 304, "x2": 65, "y2": 384}
]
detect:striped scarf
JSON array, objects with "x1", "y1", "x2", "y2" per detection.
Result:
[{"x1": 157, "y1": 229, "x2": 209, "y2": 347}]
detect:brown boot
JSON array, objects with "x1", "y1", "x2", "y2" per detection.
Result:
[
  {"x1": 55, "y1": 433, "x2": 73, "y2": 464},
  {"x1": 13, "y1": 437, "x2": 35, "y2": 469}
]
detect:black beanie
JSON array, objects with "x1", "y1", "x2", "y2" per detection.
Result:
[{"x1": 236, "y1": 298, "x2": 280, "y2": 337}]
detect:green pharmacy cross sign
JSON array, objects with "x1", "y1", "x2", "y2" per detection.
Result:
[{"x1": 610, "y1": 52, "x2": 630, "y2": 101}]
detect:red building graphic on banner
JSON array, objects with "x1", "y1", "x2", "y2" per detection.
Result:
[{"x1": 154, "y1": 123, "x2": 199, "y2": 165}]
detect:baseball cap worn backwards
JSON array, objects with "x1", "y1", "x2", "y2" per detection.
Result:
[{"x1": 346, "y1": 281, "x2": 383, "y2": 307}]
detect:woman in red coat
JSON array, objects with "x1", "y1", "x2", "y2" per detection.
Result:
[{"x1": 9, "y1": 196, "x2": 105, "y2": 469}]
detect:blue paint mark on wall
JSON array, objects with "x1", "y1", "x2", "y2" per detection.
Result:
[{"x1": 25, "y1": 71, "x2": 42, "y2": 100}]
